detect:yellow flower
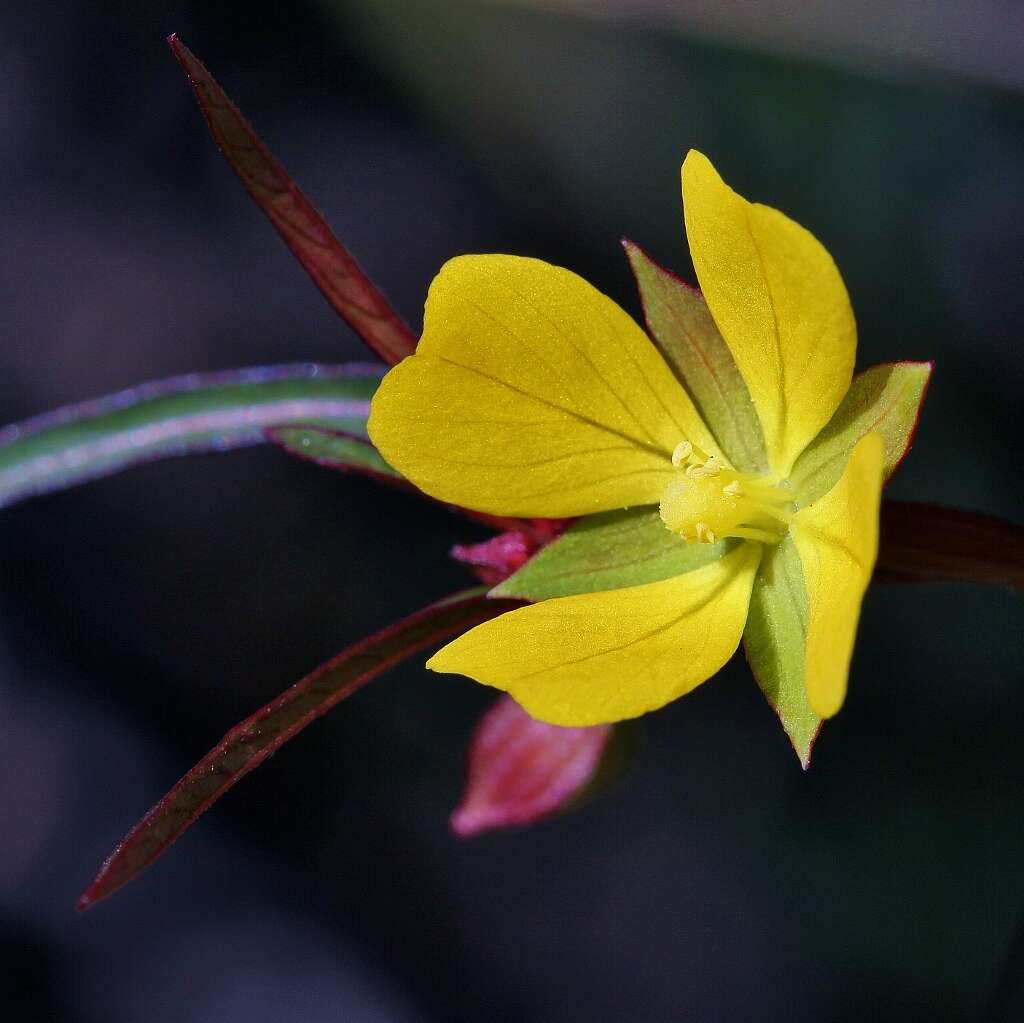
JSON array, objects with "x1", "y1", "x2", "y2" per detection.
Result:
[{"x1": 368, "y1": 151, "x2": 886, "y2": 727}]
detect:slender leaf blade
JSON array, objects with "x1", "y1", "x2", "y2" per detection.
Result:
[
  {"x1": 169, "y1": 35, "x2": 418, "y2": 365},
  {"x1": 743, "y1": 535, "x2": 821, "y2": 768},
  {"x1": 791, "y1": 362, "x2": 933, "y2": 504},
  {"x1": 624, "y1": 240, "x2": 768, "y2": 474},
  {"x1": 493, "y1": 507, "x2": 734, "y2": 601},
  {"x1": 878, "y1": 501, "x2": 1024, "y2": 589},
  {"x1": 0, "y1": 364, "x2": 381, "y2": 510},
  {"x1": 77, "y1": 588, "x2": 521, "y2": 910}
]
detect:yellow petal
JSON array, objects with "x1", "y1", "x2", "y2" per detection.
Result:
[
  {"x1": 367, "y1": 255, "x2": 719, "y2": 517},
  {"x1": 428, "y1": 543, "x2": 761, "y2": 726},
  {"x1": 790, "y1": 433, "x2": 884, "y2": 717},
  {"x1": 681, "y1": 151, "x2": 856, "y2": 478}
]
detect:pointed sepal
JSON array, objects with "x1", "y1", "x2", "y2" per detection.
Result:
[
  {"x1": 743, "y1": 536, "x2": 820, "y2": 768},
  {"x1": 267, "y1": 425, "x2": 403, "y2": 485},
  {"x1": 791, "y1": 361, "x2": 932, "y2": 504},
  {"x1": 493, "y1": 507, "x2": 734, "y2": 601},
  {"x1": 624, "y1": 240, "x2": 768, "y2": 474}
]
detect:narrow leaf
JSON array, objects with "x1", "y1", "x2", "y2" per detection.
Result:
[
  {"x1": 743, "y1": 536, "x2": 821, "y2": 768},
  {"x1": 169, "y1": 34, "x2": 418, "y2": 365},
  {"x1": 0, "y1": 364, "x2": 380, "y2": 510},
  {"x1": 78, "y1": 588, "x2": 521, "y2": 910},
  {"x1": 493, "y1": 507, "x2": 734, "y2": 601},
  {"x1": 624, "y1": 240, "x2": 768, "y2": 474},
  {"x1": 791, "y1": 362, "x2": 933, "y2": 504},
  {"x1": 267, "y1": 425, "x2": 402, "y2": 481},
  {"x1": 877, "y1": 501, "x2": 1024, "y2": 589},
  {"x1": 451, "y1": 695, "x2": 634, "y2": 837}
]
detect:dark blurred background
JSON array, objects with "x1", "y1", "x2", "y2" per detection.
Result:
[{"x1": 1, "y1": 1, "x2": 1022, "y2": 1019}]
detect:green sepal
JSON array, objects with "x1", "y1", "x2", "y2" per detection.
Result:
[
  {"x1": 624, "y1": 240, "x2": 768, "y2": 475},
  {"x1": 492, "y1": 507, "x2": 735, "y2": 601},
  {"x1": 791, "y1": 361, "x2": 932, "y2": 505},
  {"x1": 743, "y1": 535, "x2": 820, "y2": 768},
  {"x1": 269, "y1": 426, "x2": 400, "y2": 479}
]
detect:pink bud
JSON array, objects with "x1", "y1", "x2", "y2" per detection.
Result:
[
  {"x1": 451, "y1": 695, "x2": 623, "y2": 837},
  {"x1": 450, "y1": 531, "x2": 533, "y2": 585},
  {"x1": 451, "y1": 519, "x2": 568, "y2": 586}
]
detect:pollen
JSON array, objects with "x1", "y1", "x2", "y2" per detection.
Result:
[{"x1": 659, "y1": 444, "x2": 793, "y2": 545}]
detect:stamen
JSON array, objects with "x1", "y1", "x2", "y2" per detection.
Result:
[
  {"x1": 671, "y1": 440, "x2": 693, "y2": 467},
  {"x1": 732, "y1": 526, "x2": 784, "y2": 544},
  {"x1": 659, "y1": 460, "x2": 795, "y2": 547},
  {"x1": 760, "y1": 505, "x2": 795, "y2": 526},
  {"x1": 735, "y1": 480, "x2": 791, "y2": 503}
]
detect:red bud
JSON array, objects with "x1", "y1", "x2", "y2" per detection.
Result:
[
  {"x1": 451, "y1": 695, "x2": 630, "y2": 837},
  {"x1": 451, "y1": 519, "x2": 568, "y2": 586}
]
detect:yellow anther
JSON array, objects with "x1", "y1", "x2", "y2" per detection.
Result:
[
  {"x1": 723, "y1": 480, "x2": 742, "y2": 497},
  {"x1": 695, "y1": 522, "x2": 716, "y2": 544},
  {"x1": 671, "y1": 440, "x2": 693, "y2": 468}
]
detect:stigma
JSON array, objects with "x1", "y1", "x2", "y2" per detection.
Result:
[{"x1": 660, "y1": 441, "x2": 793, "y2": 545}]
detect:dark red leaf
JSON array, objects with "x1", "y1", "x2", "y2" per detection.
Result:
[
  {"x1": 168, "y1": 34, "x2": 418, "y2": 365},
  {"x1": 878, "y1": 501, "x2": 1024, "y2": 589},
  {"x1": 78, "y1": 588, "x2": 520, "y2": 911}
]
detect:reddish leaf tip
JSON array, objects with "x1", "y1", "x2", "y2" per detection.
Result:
[
  {"x1": 167, "y1": 33, "x2": 188, "y2": 60},
  {"x1": 77, "y1": 844, "x2": 125, "y2": 911}
]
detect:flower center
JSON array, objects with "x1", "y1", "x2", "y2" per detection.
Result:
[{"x1": 659, "y1": 440, "x2": 793, "y2": 545}]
